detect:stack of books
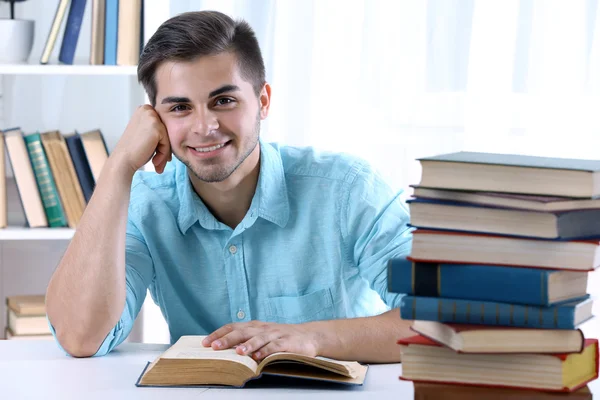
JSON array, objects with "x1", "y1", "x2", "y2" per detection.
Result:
[
  {"x1": 389, "y1": 151, "x2": 600, "y2": 393},
  {"x1": 0, "y1": 127, "x2": 109, "y2": 229},
  {"x1": 5, "y1": 295, "x2": 52, "y2": 340}
]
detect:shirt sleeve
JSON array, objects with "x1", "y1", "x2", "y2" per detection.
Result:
[
  {"x1": 341, "y1": 161, "x2": 413, "y2": 309},
  {"x1": 48, "y1": 218, "x2": 155, "y2": 357}
]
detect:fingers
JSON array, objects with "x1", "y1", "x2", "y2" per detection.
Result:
[
  {"x1": 251, "y1": 339, "x2": 286, "y2": 360},
  {"x1": 202, "y1": 324, "x2": 235, "y2": 347},
  {"x1": 236, "y1": 330, "x2": 280, "y2": 356}
]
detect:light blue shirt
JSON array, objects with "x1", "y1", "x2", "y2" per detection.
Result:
[{"x1": 51, "y1": 141, "x2": 412, "y2": 356}]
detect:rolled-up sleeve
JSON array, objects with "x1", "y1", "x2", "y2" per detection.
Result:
[
  {"x1": 49, "y1": 218, "x2": 155, "y2": 357},
  {"x1": 341, "y1": 162, "x2": 413, "y2": 308}
]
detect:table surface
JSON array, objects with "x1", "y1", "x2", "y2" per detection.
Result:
[{"x1": 1, "y1": 340, "x2": 598, "y2": 400}]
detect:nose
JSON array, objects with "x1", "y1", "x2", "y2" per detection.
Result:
[{"x1": 192, "y1": 107, "x2": 219, "y2": 135}]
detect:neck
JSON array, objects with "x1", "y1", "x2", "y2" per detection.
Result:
[{"x1": 189, "y1": 145, "x2": 261, "y2": 229}]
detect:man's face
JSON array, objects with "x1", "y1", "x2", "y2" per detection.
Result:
[{"x1": 154, "y1": 52, "x2": 269, "y2": 183}]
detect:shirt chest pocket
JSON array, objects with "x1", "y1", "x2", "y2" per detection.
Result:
[{"x1": 266, "y1": 287, "x2": 336, "y2": 324}]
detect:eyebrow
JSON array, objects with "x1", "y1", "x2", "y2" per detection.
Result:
[
  {"x1": 208, "y1": 84, "x2": 240, "y2": 98},
  {"x1": 160, "y1": 84, "x2": 241, "y2": 105}
]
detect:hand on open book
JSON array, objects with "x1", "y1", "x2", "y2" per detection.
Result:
[{"x1": 201, "y1": 321, "x2": 321, "y2": 361}]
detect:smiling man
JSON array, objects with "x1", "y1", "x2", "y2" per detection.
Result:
[{"x1": 45, "y1": 11, "x2": 413, "y2": 362}]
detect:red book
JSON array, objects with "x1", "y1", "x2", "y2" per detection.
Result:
[{"x1": 398, "y1": 335, "x2": 599, "y2": 392}]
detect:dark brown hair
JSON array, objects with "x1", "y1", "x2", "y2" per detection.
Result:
[{"x1": 138, "y1": 11, "x2": 266, "y2": 106}]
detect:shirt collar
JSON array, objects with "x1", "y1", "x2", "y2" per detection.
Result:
[{"x1": 176, "y1": 140, "x2": 290, "y2": 234}]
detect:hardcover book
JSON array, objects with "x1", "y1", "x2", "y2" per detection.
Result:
[
  {"x1": 399, "y1": 335, "x2": 599, "y2": 392},
  {"x1": 136, "y1": 335, "x2": 368, "y2": 387},
  {"x1": 407, "y1": 198, "x2": 600, "y2": 239},
  {"x1": 410, "y1": 230, "x2": 600, "y2": 271},
  {"x1": 387, "y1": 258, "x2": 588, "y2": 306},
  {"x1": 410, "y1": 320, "x2": 585, "y2": 354},
  {"x1": 399, "y1": 296, "x2": 593, "y2": 329},
  {"x1": 417, "y1": 151, "x2": 600, "y2": 198}
]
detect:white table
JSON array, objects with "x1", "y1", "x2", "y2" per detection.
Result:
[
  {"x1": 2, "y1": 340, "x2": 599, "y2": 399},
  {"x1": 0, "y1": 340, "x2": 409, "y2": 400}
]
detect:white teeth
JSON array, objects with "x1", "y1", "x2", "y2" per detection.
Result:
[{"x1": 194, "y1": 143, "x2": 226, "y2": 153}]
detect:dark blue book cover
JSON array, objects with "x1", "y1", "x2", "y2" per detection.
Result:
[
  {"x1": 59, "y1": 0, "x2": 88, "y2": 65},
  {"x1": 399, "y1": 295, "x2": 593, "y2": 329},
  {"x1": 65, "y1": 132, "x2": 95, "y2": 203},
  {"x1": 388, "y1": 258, "x2": 588, "y2": 306}
]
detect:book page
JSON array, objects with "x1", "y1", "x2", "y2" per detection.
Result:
[
  {"x1": 258, "y1": 352, "x2": 364, "y2": 378},
  {"x1": 160, "y1": 335, "x2": 258, "y2": 372}
]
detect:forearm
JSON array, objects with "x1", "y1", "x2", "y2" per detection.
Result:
[
  {"x1": 46, "y1": 156, "x2": 134, "y2": 357},
  {"x1": 306, "y1": 308, "x2": 412, "y2": 363}
]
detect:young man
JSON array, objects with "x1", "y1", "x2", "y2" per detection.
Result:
[{"x1": 46, "y1": 11, "x2": 413, "y2": 362}]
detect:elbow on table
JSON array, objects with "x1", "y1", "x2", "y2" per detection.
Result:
[{"x1": 55, "y1": 328, "x2": 103, "y2": 358}]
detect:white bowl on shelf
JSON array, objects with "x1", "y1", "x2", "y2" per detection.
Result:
[{"x1": 0, "y1": 19, "x2": 35, "y2": 64}]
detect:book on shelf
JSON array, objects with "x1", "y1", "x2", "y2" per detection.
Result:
[
  {"x1": 7, "y1": 310, "x2": 51, "y2": 336},
  {"x1": 410, "y1": 230, "x2": 600, "y2": 271},
  {"x1": 79, "y1": 129, "x2": 109, "y2": 183},
  {"x1": 90, "y1": 0, "x2": 106, "y2": 65},
  {"x1": 3, "y1": 128, "x2": 48, "y2": 228},
  {"x1": 116, "y1": 0, "x2": 143, "y2": 66},
  {"x1": 399, "y1": 335, "x2": 599, "y2": 392},
  {"x1": 24, "y1": 133, "x2": 68, "y2": 227},
  {"x1": 413, "y1": 381, "x2": 592, "y2": 400},
  {"x1": 417, "y1": 151, "x2": 600, "y2": 198},
  {"x1": 40, "y1": 0, "x2": 70, "y2": 64},
  {"x1": 407, "y1": 198, "x2": 600, "y2": 239},
  {"x1": 399, "y1": 296, "x2": 593, "y2": 330},
  {"x1": 6, "y1": 294, "x2": 50, "y2": 337},
  {"x1": 7, "y1": 295, "x2": 46, "y2": 315},
  {"x1": 411, "y1": 186, "x2": 600, "y2": 212},
  {"x1": 65, "y1": 132, "x2": 96, "y2": 203},
  {"x1": 410, "y1": 320, "x2": 585, "y2": 354},
  {"x1": 40, "y1": 131, "x2": 86, "y2": 228},
  {"x1": 58, "y1": 0, "x2": 88, "y2": 65},
  {"x1": 387, "y1": 258, "x2": 588, "y2": 306},
  {"x1": 104, "y1": 0, "x2": 119, "y2": 65},
  {"x1": 5, "y1": 327, "x2": 53, "y2": 341},
  {"x1": 136, "y1": 335, "x2": 368, "y2": 388}
]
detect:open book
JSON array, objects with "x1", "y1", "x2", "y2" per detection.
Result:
[{"x1": 136, "y1": 335, "x2": 368, "y2": 387}]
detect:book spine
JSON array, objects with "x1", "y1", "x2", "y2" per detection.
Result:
[
  {"x1": 399, "y1": 296, "x2": 578, "y2": 329},
  {"x1": 388, "y1": 258, "x2": 550, "y2": 306},
  {"x1": 104, "y1": 0, "x2": 119, "y2": 65},
  {"x1": 24, "y1": 135, "x2": 68, "y2": 228},
  {"x1": 58, "y1": 0, "x2": 88, "y2": 65}
]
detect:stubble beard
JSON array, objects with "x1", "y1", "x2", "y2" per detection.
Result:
[{"x1": 180, "y1": 113, "x2": 261, "y2": 183}]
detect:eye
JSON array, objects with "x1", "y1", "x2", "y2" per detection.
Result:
[
  {"x1": 170, "y1": 104, "x2": 190, "y2": 112},
  {"x1": 215, "y1": 97, "x2": 235, "y2": 107}
]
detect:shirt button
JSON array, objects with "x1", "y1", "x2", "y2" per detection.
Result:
[
  {"x1": 229, "y1": 245, "x2": 237, "y2": 254},
  {"x1": 237, "y1": 310, "x2": 246, "y2": 319}
]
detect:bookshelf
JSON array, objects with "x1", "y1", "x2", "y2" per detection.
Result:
[
  {"x1": 0, "y1": 227, "x2": 74, "y2": 241},
  {"x1": 0, "y1": 63, "x2": 137, "y2": 76},
  {"x1": 0, "y1": 0, "x2": 171, "y2": 343}
]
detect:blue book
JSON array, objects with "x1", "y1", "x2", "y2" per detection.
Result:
[
  {"x1": 65, "y1": 132, "x2": 95, "y2": 203},
  {"x1": 58, "y1": 0, "x2": 88, "y2": 64},
  {"x1": 387, "y1": 258, "x2": 589, "y2": 306},
  {"x1": 104, "y1": 0, "x2": 119, "y2": 65},
  {"x1": 399, "y1": 295, "x2": 593, "y2": 329}
]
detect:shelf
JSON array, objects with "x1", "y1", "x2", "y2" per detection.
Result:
[
  {"x1": 0, "y1": 63, "x2": 137, "y2": 76},
  {"x1": 0, "y1": 227, "x2": 74, "y2": 240}
]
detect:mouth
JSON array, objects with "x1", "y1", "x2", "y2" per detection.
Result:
[{"x1": 188, "y1": 140, "x2": 231, "y2": 158}]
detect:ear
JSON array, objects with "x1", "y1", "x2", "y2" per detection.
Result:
[{"x1": 259, "y1": 83, "x2": 271, "y2": 120}]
